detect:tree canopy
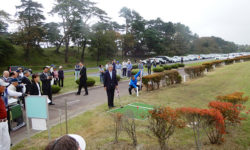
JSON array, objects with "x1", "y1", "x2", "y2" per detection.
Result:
[{"x1": 0, "y1": 2, "x2": 249, "y2": 64}]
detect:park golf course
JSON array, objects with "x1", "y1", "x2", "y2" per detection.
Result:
[{"x1": 11, "y1": 59, "x2": 250, "y2": 150}]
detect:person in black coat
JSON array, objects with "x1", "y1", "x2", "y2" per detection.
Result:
[
  {"x1": 40, "y1": 67, "x2": 54, "y2": 105},
  {"x1": 21, "y1": 70, "x2": 31, "y2": 94},
  {"x1": 104, "y1": 64, "x2": 118, "y2": 109},
  {"x1": 30, "y1": 74, "x2": 42, "y2": 96},
  {"x1": 76, "y1": 63, "x2": 88, "y2": 96}
]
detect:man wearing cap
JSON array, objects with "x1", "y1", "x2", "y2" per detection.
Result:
[
  {"x1": 40, "y1": 67, "x2": 55, "y2": 105},
  {"x1": 7, "y1": 78, "x2": 24, "y2": 99},
  {"x1": 104, "y1": 64, "x2": 118, "y2": 109},
  {"x1": 21, "y1": 71, "x2": 31, "y2": 94},
  {"x1": 0, "y1": 79, "x2": 11, "y2": 150}
]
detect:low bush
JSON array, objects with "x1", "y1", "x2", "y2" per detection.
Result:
[
  {"x1": 148, "y1": 107, "x2": 185, "y2": 150},
  {"x1": 212, "y1": 60, "x2": 224, "y2": 67},
  {"x1": 202, "y1": 62, "x2": 214, "y2": 72},
  {"x1": 164, "y1": 70, "x2": 181, "y2": 85},
  {"x1": 51, "y1": 85, "x2": 61, "y2": 94},
  {"x1": 184, "y1": 65, "x2": 205, "y2": 78},
  {"x1": 217, "y1": 92, "x2": 248, "y2": 105},
  {"x1": 208, "y1": 101, "x2": 244, "y2": 125},
  {"x1": 170, "y1": 64, "x2": 179, "y2": 69},
  {"x1": 178, "y1": 107, "x2": 226, "y2": 145},
  {"x1": 116, "y1": 75, "x2": 121, "y2": 82},
  {"x1": 201, "y1": 108, "x2": 226, "y2": 144},
  {"x1": 177, "y1": 107, "x2": 205, "y2": 149},
  {"x1": 163, "y1": 65, "x2": 172, "y2": 70},
  {"x1": 177, "y1": 63, "x2": 185, "y2": 68},
  {"x1": 224, "y1": 59, "x2": 234, "y2": 65},
  {"x1": 76, "y1": 77, "x2": 96, "y2": 87},
  {"x1": 153, "y1": 67, "x2": 164, "y2": 72},
  {"x1": 142, "y1": 70, "x2": 181, "y2": 91},
  {"x1": 132, "y1": 64, "x2": 138, "y2": 69},
  {"x1": 131, "y1": 69, "x2": 140, "y2": 75}
]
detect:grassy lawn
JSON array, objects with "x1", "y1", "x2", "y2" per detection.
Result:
[
  {"x1": 56, "y1": 76, "x2": 101, "y2": 94},
  {"x1": 12, "y1": 61, "x2": 250, "y2": 150}
]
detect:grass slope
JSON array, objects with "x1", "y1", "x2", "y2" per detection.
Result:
[
  {"x1": 0, "y1": 46, "x2": 122, "y2": 73},
  {"x1": 12, "y1": 61, "x2": 250, "y2": 150}
]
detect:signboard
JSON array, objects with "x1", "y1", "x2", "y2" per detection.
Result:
[
  {"x1": 25, "y1": 96, "x2": 48, "y2": 119},
  {"x1": 25, "y1": 96, "x2": 50, "y2": 140}
]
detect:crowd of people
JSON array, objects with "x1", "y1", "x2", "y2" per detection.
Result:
[{"x1": 0, "y1": 65, "x2": 65, "y2": 150}]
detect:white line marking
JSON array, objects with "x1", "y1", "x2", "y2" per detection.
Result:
[{"x1": 128, "y1": 104, "x2": 153, "y2": 110}]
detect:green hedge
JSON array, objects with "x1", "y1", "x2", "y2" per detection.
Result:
[
  {"x1": 117, "y1": 75, "x2": 121, "y2": 81},
  {"x1": 177, "y1": 63, "x2": 185, "y2": 67},
  {"x1": 52, "y1": 85, "x2": 61, "y2": 94},
  {"x1": 76, "y1": 77, "x2": 96, "y2": 87},
  {"x1": 163, "y1": 65, "x2": 172, "y2": 70},
  {"x1": 131, "y1": 69, "x2": 140, "y2": 75},
  {"x1": 132, "y1": 64, "x2": 138, "y2": 69},
  {"x1": 163, "y1": 64, "x2": 184, "y2": 70},
  {"x1": 153, "y1": 67, "x2": 164, "y2": 72}
]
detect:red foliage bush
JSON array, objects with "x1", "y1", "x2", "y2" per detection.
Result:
[
  {"x1": 148, "y1": 107, "x2": 185, "y2": 150},
  {"x1": 217, "y1": 92, "x2": 248, "y2": 105},
  {"x1": 177, "y1": 107, "x2": 225, "y2": 145},
  {"x1": 200, "y1": 108, "x2": 225, "y2": 144},
  {"x1": 208, "y1": 101, "x2": 245, "y2": 124}
]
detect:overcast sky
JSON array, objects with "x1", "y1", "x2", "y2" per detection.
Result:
[{"x1": 1, "y1": 0, "x2": 250, "y2": 45}]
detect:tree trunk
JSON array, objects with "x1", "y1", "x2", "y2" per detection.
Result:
[
  {"x1": 25, "y1": 44, "x2": 30, "y2": 62},
  {"x1": 159, "y1": 140, "x2": 167, "y2": 150},
  {"x1": 80, "y1": 40, "x2": 87, "y2": 62},
  {"x1": 64, "y1": 37, "x2": 69, "y2": 63}
]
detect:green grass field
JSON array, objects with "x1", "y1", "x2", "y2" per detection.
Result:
[{"x1": 109, "y1": 102, "x2": 154, "y2": 120}]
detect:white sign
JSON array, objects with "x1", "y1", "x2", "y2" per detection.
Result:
[{"x1": 31, "y1": 118, "x2": 47, "y2": 131}]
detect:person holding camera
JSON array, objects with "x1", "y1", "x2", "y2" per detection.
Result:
[{"x1": 40, "y1": 66, "x2": 55, "y2": 105}]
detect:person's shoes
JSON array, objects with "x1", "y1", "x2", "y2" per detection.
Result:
[
  {"x1": 49, "y1": 102, "x2": 55, "y2": 105},
  {"x1": 112, "y1": 105, "x2": 116, "y2": 108},
  {"x1": 83, "y1": 93, "x2": 88, "y2": 96},
  {"x1": 76, "y1": 93, "x2": 80, "y2": 95}
]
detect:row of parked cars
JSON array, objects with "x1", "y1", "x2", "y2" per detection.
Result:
[{"x1": 141, "y1": 52, "x2": 250, "y2": 65}]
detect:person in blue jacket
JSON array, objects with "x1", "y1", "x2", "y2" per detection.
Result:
[{"x1": 129, "y1": 70, "x2": 141, "y2": 96}]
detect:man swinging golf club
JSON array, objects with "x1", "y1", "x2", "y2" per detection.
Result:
[{"x1": 128, "y1": 70, "x2": 141, "y2": 96}]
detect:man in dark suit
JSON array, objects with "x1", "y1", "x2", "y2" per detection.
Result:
[
  {"x1": 21, "y1": 70, "x2": 31, "y2": 94},
  {"x1": 104, "y1": 64, "x2": 118, "y2": 109},
  {"x1": 76, "y1": 62, "x2": 88, "y2": 96},
  {"x1": 40, "y1": 67, "x2": 54, "y2": 105}
]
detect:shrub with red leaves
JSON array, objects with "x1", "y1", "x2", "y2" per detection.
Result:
[
  {"x1": 178, "y1": 107, "x2": 225, "y2": 145},
  {"x1": 208, "y1": 101, "x2": 245, "y2": 125},
  {"x1": 177, "y1": 107, "x2": 204, "y2": 149},
  {"x1": 217, "y1": 92, "x2": 248, "y2": 105},
  {"x1": 200, "y1": 108, "x2": 225, "y2": 144},
  {"x1": 148, "y1": 107, "x2": 185, "y2": 150}
]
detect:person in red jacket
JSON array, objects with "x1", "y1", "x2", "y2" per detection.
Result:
[{"x1": 0, "y1": 79, "x2": 11, "y2": 150}]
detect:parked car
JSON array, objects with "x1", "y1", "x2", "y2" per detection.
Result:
[{"x1": 8, "y1": 66, "x2": 33, "y2": 74}]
